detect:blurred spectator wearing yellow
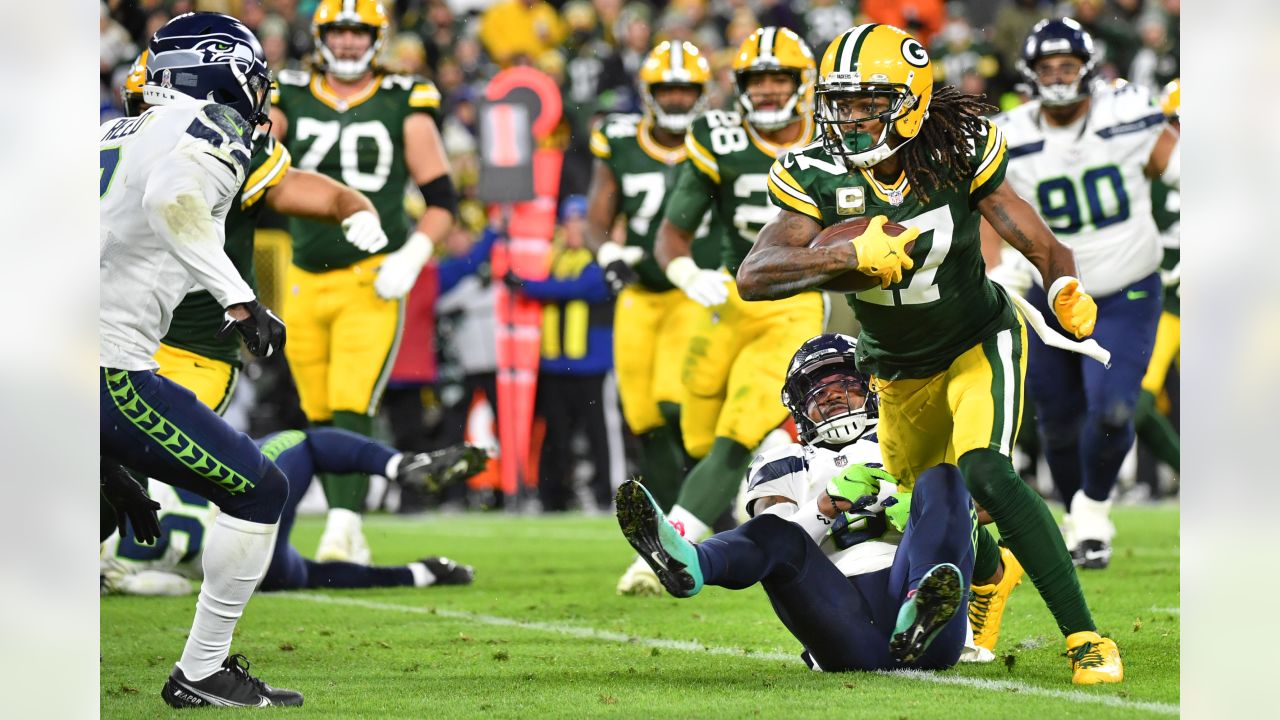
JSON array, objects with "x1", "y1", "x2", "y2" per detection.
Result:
[{"x1": 478, "y1": 0, "x2": 567, "y2": 67}]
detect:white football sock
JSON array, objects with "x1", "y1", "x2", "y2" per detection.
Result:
[
  {"x1": 325, "y1": 507, "x2": 363, "y2": 535},
  {"x1": 1070, "y1": 490, "x2": 1115, "y2": 543},
  {"x1": 385, "y1": 453, "x2": 404, "y2": 481},
  {"x1": 665, "y1": 505, "x2": 711, "y2": 542},
  {"x1": 178, "y1": 513, "x2": 278, "y2": 681},
  {"x1": 406, "y1": 562, "x2": 437, "y2": 587}
]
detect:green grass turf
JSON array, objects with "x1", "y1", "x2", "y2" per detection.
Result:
[{"x1": 101, "y1": 504, "x2": 1178, "y2": 718}]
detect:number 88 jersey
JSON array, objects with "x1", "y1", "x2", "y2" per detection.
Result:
[{"x1": 273, "y1": 69, "x2": 441, "y2": 272}]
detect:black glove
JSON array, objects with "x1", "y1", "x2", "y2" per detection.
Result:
[
  {"x1": 502, "y1": 271, "x2": 526, "y2": 291},
  {"x1": 216, "y1": 300, "x2": 286, "y2": 358},
  {"x1": 100, "y1": 459, "x2": 161, "y2": 545},
  {"x1": 602, "y1": 260, "x2": 637, "y2": 296}
]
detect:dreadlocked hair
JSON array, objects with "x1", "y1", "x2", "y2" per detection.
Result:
[{"x1": 899, "y1": 85, "x2": 996, "y2": 203}]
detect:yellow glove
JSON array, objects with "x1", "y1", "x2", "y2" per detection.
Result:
[
  {"x1": 851, "y1": 215, "x2": 920, "y2": 288},
  {"x1": 1049, "y1": 276, "x2": 1097, "y2": 339}
]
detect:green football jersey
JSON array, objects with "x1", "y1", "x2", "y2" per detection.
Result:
[
  {"x1": 589, "y1": 114, "x2": 719, "y2": 291},
  {"x1": 766, "y1": 118, "x2": 1017, "y2": 379},
  {"x1": 666, "y1": 109, "x2": 816, "y2": 275},
  {"x1": 160, "y1": 136, "x2": 292, "y2": 366},
  {"x1": 273, "y1": 69, "x2": 441, "y2": 273},
  {"x1": 1151, "y1": 178, "x2": 1180, "y2": 316}
]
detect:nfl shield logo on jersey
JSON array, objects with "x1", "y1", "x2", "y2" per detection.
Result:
[{"x1": 834, "y1": 455, "x2": 849, "y2": 467}]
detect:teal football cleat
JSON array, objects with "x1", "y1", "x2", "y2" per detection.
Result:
[
  {"x1": 890, "y1": 563, "x2": 963, "y2": 664},
  {"x1": 615, "y1": 480, "x2": 703, "y2": 598}
]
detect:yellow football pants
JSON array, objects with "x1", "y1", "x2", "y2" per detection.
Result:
[
  {"x1": 874, "y1": 319, "x2": 1029, "y2": 488},
  {"x1": 282, "y1": 255, "x2": 404, "y2": 423},
  {"x1": 681, "y1": 283, "x2": 826, "y2": 457},
  {"x1": 154, "y1": 344, "x2": 239, "y2": 415},
  {"x1": 1141, "y1": 311, "x2": 1180, "y2": 394},
  {"x1": 613, "y1": 286, "x2": 704, "y2": 435}
]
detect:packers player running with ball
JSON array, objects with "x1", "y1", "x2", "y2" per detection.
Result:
[
  {"x1": 586, "y1": 40, "x2": 722, "y2": 544},
  {"x1": 618, "y1": 28, "x2": 828, "y2": 594},
  {"x1": 270, "y1": 0, "x2": 457, "y2": 564},
  {"x1": 736, "y1": 24, "x2": 1122, "y2": 684},
  {"x1": 120, "y1": 51, "x2": 389, "y2": 416}
]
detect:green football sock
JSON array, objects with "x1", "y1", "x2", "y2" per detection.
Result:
[
  {"x1": 1135, "y1": 390, "x2": 1180, "y2": 472},
  {"x1": 959, "y1": 448, "x2": 1095, "y2": 636},
  {"x1": 972, "y1": 525, "x2": 1001, "y2": 585},
  {"x1": 675, "y1": 437, "x2": 753, "y2": 527},
  {"x1": 637, "y1": 422, "x2": 685, "y2": 512},
  {"x1": 320, "y1": 411, "x2": 372, "y2": 513}
]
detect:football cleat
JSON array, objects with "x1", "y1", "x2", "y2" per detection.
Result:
[
  {"x1": 615, "y1": 480, "x2": 703, "y2": 598},
  {"x1": 162, "y1": 653, "x2": 303, "y2": 708},
  {"x1": 616, "y1": 555, "x2": 664, "y2": 596},
  {"x1": 969, "y1": 546, "x2": 1024, "y2": 652},
  {"x1": 890, "y1": 563, "x2": 963, "y2": 665},
  {"x1": 315, "y1": 524, "x2": 371, "y2": 565},
  {"x1": 420, "y1": 556, "x2": 474, "y2": 586},
  {"x1": 1066, "y1": 631, "x2": 1124, "y2": 684},
  {"x1": 1071, "y1": 539, "x2": 1112, "y2": 570},
  {"x1": 958, "y1": 644, "x2": 995, "y2": 663},
  {"x1": 396, "y1": 445, "x2": 489, "y2": 493}
]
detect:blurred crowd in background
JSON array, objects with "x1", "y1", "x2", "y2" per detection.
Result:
[{"x1": 98, "y1": 0, "x2": 1181, "y2": 513}]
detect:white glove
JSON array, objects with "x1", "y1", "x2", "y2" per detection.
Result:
[
  {"x1": 596, "y1": 241, "x2": 645, "y2": 268},
  {"x1": 341, "y1": 210, "x2": 388, "y2": 253},
  {"x1": 666, "y1": 256, "x2": 731, "y2": 308},
  {"x1": 375, "y1": 232, "x2": 433, "y2": 300}
]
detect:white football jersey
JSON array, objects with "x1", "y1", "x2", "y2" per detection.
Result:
[
  {"x1": 99, "y1": 97, "x2": 255, "y2": 371},
  {"x1": 100, "y1": 480, "x2": 217, "y2": 594},
  {"x1": 996, "y1": 83, "x2": 1166, "y2": 296},
  {"x1": 743, "y1": 437, "x2": 900, "y2": 577}
]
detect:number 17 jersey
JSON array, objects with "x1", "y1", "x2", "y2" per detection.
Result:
[{"x1": 273, "y1": 69, "x2": 441, "y2": 272}]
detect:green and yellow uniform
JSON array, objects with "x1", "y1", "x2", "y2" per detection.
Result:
[
  {"x1": 1141, "y1": 178, "x2": 1179, "y2": 396},
  {"x1": 155, "y1": 136, "x2": 292, "y2": 413},
  {"x1": 589, "y1": 113, "x2": 719, "y2": 435},
  {"x1": 272, "y1": 68, "x2": 441, "y2": 421},
  {"x1": 767, "y1": 118, "x2": 1021, "y2": 483},
  {"x1": 664, "y1": 109, "x2": 825, "y2": 455}
]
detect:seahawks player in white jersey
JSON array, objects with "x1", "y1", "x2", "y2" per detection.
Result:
[
  {"x1": 983, "y1": 18, "x2": 1180, "y2": 569},
  {"x1": 618, "y1": 335, "x2": 995, "y2": 670},
  {"x1": 99, "y1": 13, "x2": 299, "y2": 707}
]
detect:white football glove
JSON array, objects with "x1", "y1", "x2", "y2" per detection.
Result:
[
  {"x1": 596, "y1": 241, "x2": 645, "y2": 268},
  {"x1": 665, "y1": 256, "x2": 731, "y2": 308},
  {"x1": 375, "y1": 232, "x2": 433, "y2": 300},
  {"x1": 341, "y1": 210, "x2": 388, "y2": 253}
]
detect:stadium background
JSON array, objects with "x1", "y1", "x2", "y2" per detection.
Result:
[{"x1": 96, "y1": 0, "x2": 1180, "y2": 512}]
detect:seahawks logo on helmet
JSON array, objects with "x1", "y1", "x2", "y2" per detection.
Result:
[{"x1": 193, "y1": 37, "x2": 258, "y2": 67}]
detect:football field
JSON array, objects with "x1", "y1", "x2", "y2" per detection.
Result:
[{"x1": 101, "y1": 505, "x2": 1179, "y2": 718}]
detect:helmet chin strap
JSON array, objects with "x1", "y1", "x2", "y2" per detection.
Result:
[
  {"x1": 321, "y1": 43, "x2": 376, "y2": 81},
  {"x1": 742, "y1": 93, "x2": 800, "y2": 132},
  {"x1": 1037, "y1": 77, "x2": 1088, "y2": 107},
  {"x1": 843, "y1": 126, "x2": 912, "y2": 169}
]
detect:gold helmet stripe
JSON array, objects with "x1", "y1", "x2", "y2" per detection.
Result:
[
  {"x1": 758, "y1": 27, "x2": 777, "y2": 61},
  {"x1": 671, "y1": 40, "x2": 684, "y2": 73}
]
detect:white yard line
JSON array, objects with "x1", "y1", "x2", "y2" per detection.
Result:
[
  {"x1": 1149, "y1": 606, "x2": 1181, "y2": 615},
  {"x1": 286, "y1": 593, "x2": 1178, "y2": 716}
]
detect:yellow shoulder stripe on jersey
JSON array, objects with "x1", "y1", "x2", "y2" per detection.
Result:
[
  {"x1": 768, "y1": 163, "x2": 821, "y2": 220},
  {"x1": 310, "y1": 74, "x2": 381, "y2": 112},
  {"x1": 409, "y1": 82, "x2": 441, "y2": 109},
  {"x1": 685, "y1": 132, "x2": 720, "y2": 183},
  {"x1": 241, "y1": 140, "x2": 292, "y2": 209},
  {"x1": 589, "y1": 128, "x2": 611, "y2": 159},
  {"x1": 971, "y1": 120, "x2": 1007, "y2": 195},
  {"x1": 859, "y1": 168, "x2": 911, "y2": 204},
  {"x1": 636, "y1": 117, "x2": 686, "y2": 165}
]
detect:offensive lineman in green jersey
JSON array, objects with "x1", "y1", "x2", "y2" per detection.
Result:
[
  {"x1": 736, "y1": 24, "x2": 1122, "y2": 684},
  {"x1": 118, "y1": 51, "x2": 386, "y2": 415},
  {"x1": 269, "y1": 0, "x2": 457, "y2": 564},
  {"x1": 586, "y1": 40, "x2": 723, "y2": 562},
  {"x1": 639, "y1": 26, "x2": 825, "y2": 554}
]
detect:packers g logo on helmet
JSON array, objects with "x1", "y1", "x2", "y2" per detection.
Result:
[
  {"x1": 639, "y1": 40, "x2": 711, "y2": 133},
  {"x1": 816, "y1": 24, "x2": 934, "y2": 168},
  {"x1": 313, "y1": 0, "x2": 390, "y2": 81},
  {"x1": 732, "y1": 27, "x2": 816, "y2": 132}
]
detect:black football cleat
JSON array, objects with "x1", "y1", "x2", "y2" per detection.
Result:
[
  {"x1": 161, "y1": 653, "x2": 303, "y2": 708},
  {"x1": 890, "y1": 563, "x2": 963, "y2": 665},
  {"x1": 421, "y1": 556, "x2": 475, "y2": 586},
  {"x1": 1071, "y1": 539, "x2": 1113, "y2": 570},
  {"x1": 396, "y1": 445, "x2": 489, "y2": 493}
]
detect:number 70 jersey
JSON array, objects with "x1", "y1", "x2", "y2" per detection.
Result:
[{"x1": 273, "y1": 69, "x2": 441, "y2": 272}]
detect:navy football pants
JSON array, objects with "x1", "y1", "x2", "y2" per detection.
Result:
[
  {"x1": 694, "y1": 464, "x2": 975, "y2": 671},
  {"x1": 1025, "y1": 272, "x2": 1162, "y2": 507},
  {"x1": 100, "y1": 368, "x2": 287, "y2": 524}
]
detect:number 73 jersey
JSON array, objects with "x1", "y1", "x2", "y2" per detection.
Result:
[
  {"x1": 273, "y1": 69, "x2": 441, "y2": 272},
  {"x1": 766, "y1": 118, "x2": 1018, "y2": 380}
]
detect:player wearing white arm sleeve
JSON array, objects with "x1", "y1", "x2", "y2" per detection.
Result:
[
  {"x1": 981, "y1": 19, "x2": 1180, "y2": 570},
  {"x1": 99, "y1": 13, "x2": 299, "y2": 708}
]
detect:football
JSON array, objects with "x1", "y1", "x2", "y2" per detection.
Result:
[{"x1": 809, "y1": 217, "x2": 916, "y2": 293}]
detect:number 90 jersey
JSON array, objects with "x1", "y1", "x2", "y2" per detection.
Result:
[
  {"x1": 273, "y1": 69, "x2": 441, "y2": 272},
  {"x1": 667, "y1": 109, "x2": 816, "y2": 274},
  {"x1": 766, "y1": 118, "x2": 1017, "y2": 380},
  {"x1": 995, "y1": 83, "x2": 1165, "y2": 297}
]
